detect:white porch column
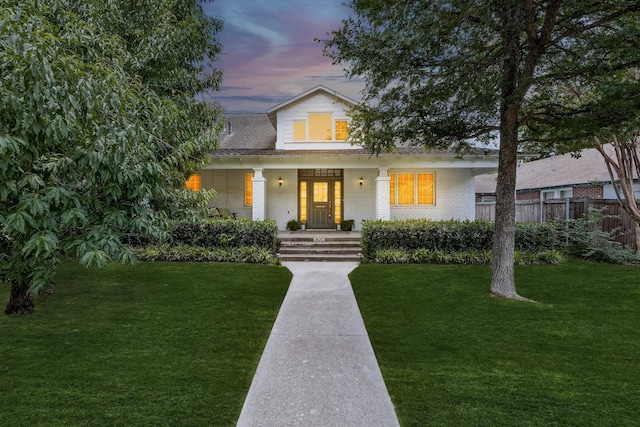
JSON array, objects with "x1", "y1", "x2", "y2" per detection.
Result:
[
  {"x1": 376, "y1": 168, "x2": 391, "y2": 220},
  {"x1": 252, "y1": 168, "x2": 266, "y2": 220}
]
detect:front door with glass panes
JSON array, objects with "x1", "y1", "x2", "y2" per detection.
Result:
[{"x1": 298, "y1": 169, "x2": 343, "y2": 229}]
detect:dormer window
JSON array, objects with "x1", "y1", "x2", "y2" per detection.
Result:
[
  {"x1": 293, "y1": 113, "x2": 349, "y2": 141},
  {"x1": 335, "y1": 120, "x2": 347, "y2": 141}
]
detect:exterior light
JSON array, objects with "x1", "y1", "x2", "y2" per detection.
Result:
[
  {"x1": 278, "y1": 177, "x2": 283, "y2": 187},
  {"x1": 359, "y1": 177, "x2": 363, "y2": 186}
]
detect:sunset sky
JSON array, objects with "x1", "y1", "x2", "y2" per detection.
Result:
[{"x1": 202, "y1": 0, "x2": 364, "y2": 112}]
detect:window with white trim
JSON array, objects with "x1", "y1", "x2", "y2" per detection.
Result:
[
  {"x1": 389, "y1": 172, "x2": 435, "y2": 205},
  {"x1": 245, "y1": 173, "x2": 253, "y2": 206},
  {"x1": 292, "y1": 113, "x2": 349, "y2": 141}
]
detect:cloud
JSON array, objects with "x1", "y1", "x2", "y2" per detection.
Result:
[{"x1": 202, "y1": 0, "x2": 360, "y2": 112}]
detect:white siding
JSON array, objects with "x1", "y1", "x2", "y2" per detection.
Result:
[
  {"x1": 344, "y1": 169, "x2": 377, "y2": 230},
  {"x1": 275, "y1": 92, "x2": 357, "y2": 150},
  {"x1": 264, "y1": 169, "x2": 298, "y2": 230}
]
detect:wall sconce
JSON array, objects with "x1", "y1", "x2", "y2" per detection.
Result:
[
  {"x1": 278, "y1": 177, "x2": 283, "y2": 187},
  {"x1": 359, "y1": 177, "x2": 363, "y2": 186}
]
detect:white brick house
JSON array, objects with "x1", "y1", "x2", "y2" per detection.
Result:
[{"x1": 194, "y1": 86, "x2": 498, "y2": 230}]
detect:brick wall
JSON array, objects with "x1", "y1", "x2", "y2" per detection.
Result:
[
  {"x1": 574, "y1": 185, "x2": 603, "y2": 199},
  {"x1": 516, "y1": 190, "x2": 541, "y2": 200}
]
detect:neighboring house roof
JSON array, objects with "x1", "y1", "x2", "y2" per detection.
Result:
[
  {"x1": 475, "y1": 173, "x2": 498, "y2": 194},
  {"x1": 475, "y1": 146, "x2": 636, "y2": 194}
]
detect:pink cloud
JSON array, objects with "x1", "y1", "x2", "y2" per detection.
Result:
[{"x1": 202, "y1": 0, "x2": 363, "y2": 112}]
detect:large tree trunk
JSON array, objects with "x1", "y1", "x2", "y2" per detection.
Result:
[
  {"x1": 491, "y1": 106, "x2": 520, "y2": 299},
  {"x1": 5, "y1": 283, "x2": 34, "y2": 316},
  {"x1": 491, "y1": 8, "x2": 525, "y2": 300}
]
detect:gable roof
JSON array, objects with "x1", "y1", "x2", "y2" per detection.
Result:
[
  {"x1": 475, "y1": 146, "x2": 635, "y2": 194},
  {"x1": 266, "y1": 85, "x2": 358, "y2": 128}
]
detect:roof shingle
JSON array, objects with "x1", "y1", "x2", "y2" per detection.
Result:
[{"x1": 218, "y1": 113, "x2": 275, "y2": 150}]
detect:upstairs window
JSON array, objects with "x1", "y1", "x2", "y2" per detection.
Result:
[
  {"x1": 335, "y1": 120, "x2": 348, "y2": 141},
  {"x1": 293, "y1": 120, "x2": 306, "y2": 141},
  {"x1": 185, "y1": 174, "x2": 201, "y2": 191},
  {"x1": 309, "y1": 113, "x2": 333, "y2": 140},
  {"x1": 292, "y1": 114, "x2": 349, "y2": 141}
]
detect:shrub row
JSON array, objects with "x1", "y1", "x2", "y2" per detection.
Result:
[
  {"x1": 170, "y1": 218, "x2": 278, "y2": 251},
  {"x1": 124, "y1": 218, "x2": 279, "y2": 264},
  {"x1": 372, "y1": 248, "x2": 563, "y2": 265},
  {"x1": 361, "y1": 219, "x2": 556, "y2": 259},
  {"x1": 127, "y1": 218, "x2": 278, "y2": 252},
  {"x1": 133, "y1": 244, "x2": 278, "y2": 265}
]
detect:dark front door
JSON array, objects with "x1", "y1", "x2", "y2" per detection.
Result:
[
  {"x1": 299, "y1": 169, "x2": 343, "y2": 229},
  {"x1": 309, "y1": 180, "x2": 333, "y2": 229}
]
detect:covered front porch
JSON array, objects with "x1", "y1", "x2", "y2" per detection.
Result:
[
  {"x1": 200, "y1": 166, "x2": 382, "y2": 231},
  {"x1": 201, "y1": 149, "x2": 498, "y2": 230}
]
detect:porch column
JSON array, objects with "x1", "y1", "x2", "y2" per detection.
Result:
[
  {"x1": 376, "y1": 168, "x2": 391, "y2": 220},
  {"x1": 252, "y1": 168, "x2": 266, "y2": 220}
]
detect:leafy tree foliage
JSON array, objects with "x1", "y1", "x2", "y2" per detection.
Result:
[
  {"x1": 0, "y1": 0, "x2": 223, "y2": 314},
  {"x1": 594, "y1": 135, "x2": 640, "y2": 252},
  {"x1": 530, "y1": 64, "x2": 640, "y2": 252},
  {"x1": 324, "y1": 0, "x2": 640, "y2": 299}
]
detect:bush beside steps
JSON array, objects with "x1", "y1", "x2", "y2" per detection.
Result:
[{"x1": 128, "y1": 218, "x2": 279, "y2": 265}]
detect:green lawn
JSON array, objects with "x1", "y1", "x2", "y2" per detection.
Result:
[
  {"x1": 350, "y1": 260, "x2": 640, "y2": 427},
  {"x1": 0, "y1": 262, "x2": 291, "y2": 427}
]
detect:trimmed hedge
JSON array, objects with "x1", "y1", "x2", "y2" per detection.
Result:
[
  {"x1": 371, "y1": 248, "x2": 563, "y2": 265},
  {"x1": 169, "y1": 218, "x2": 278, "y2": 252},
  {"x1": 133, "y1": 244, "x2": 278, "y2": 265},
  {"x1": 361, "y1": 219, "x2": 556, "y2": 259},
  {"x1": 125, "y1": 218, "x2": 279, "y2": 264}
]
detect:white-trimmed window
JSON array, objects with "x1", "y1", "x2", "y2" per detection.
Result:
[
  {"x1": 389, "y1": 172, "x2": 435, "y2": 205},
  {"x1": 335, "y1": 120, "x2": 348, "y2": 141},
  {"x1": 292, "y1": 113, "x2": 349, "y2": 141},
  {"x1": 245, "y1": 173, "x2": 253, "y2": 206}
]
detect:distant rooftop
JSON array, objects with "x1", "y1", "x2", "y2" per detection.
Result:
[{"x1": 475, "y1": 146, "x2": 634, "y2": 194}]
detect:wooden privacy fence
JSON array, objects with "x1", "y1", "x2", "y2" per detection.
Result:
[{"x1": 476, "y1": 198, "x2": 638, "y2": 248}]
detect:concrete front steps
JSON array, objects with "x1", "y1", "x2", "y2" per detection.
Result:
[{"x1": 277, "y1": 231, "x2": 363, "y2": 262}]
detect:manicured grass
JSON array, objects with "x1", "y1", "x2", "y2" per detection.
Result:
[
  {"x1": 350, "y1": 260, "x2": 640, "y2": 426},
  {"x1": 0, "y1": 262, "x2": 291, "y2": 426}
]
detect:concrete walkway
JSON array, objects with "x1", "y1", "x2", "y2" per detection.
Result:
[{"x1": 236, "y1": 262, "x2": 400, "y2": 427}]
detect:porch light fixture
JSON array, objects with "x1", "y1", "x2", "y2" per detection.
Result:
[
  {"x1": 278, "y1": 177, "x2": 283, "y2": 187},
  {"x1": 359, "y1": 177, "x2": 363, "y2": 186}
]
